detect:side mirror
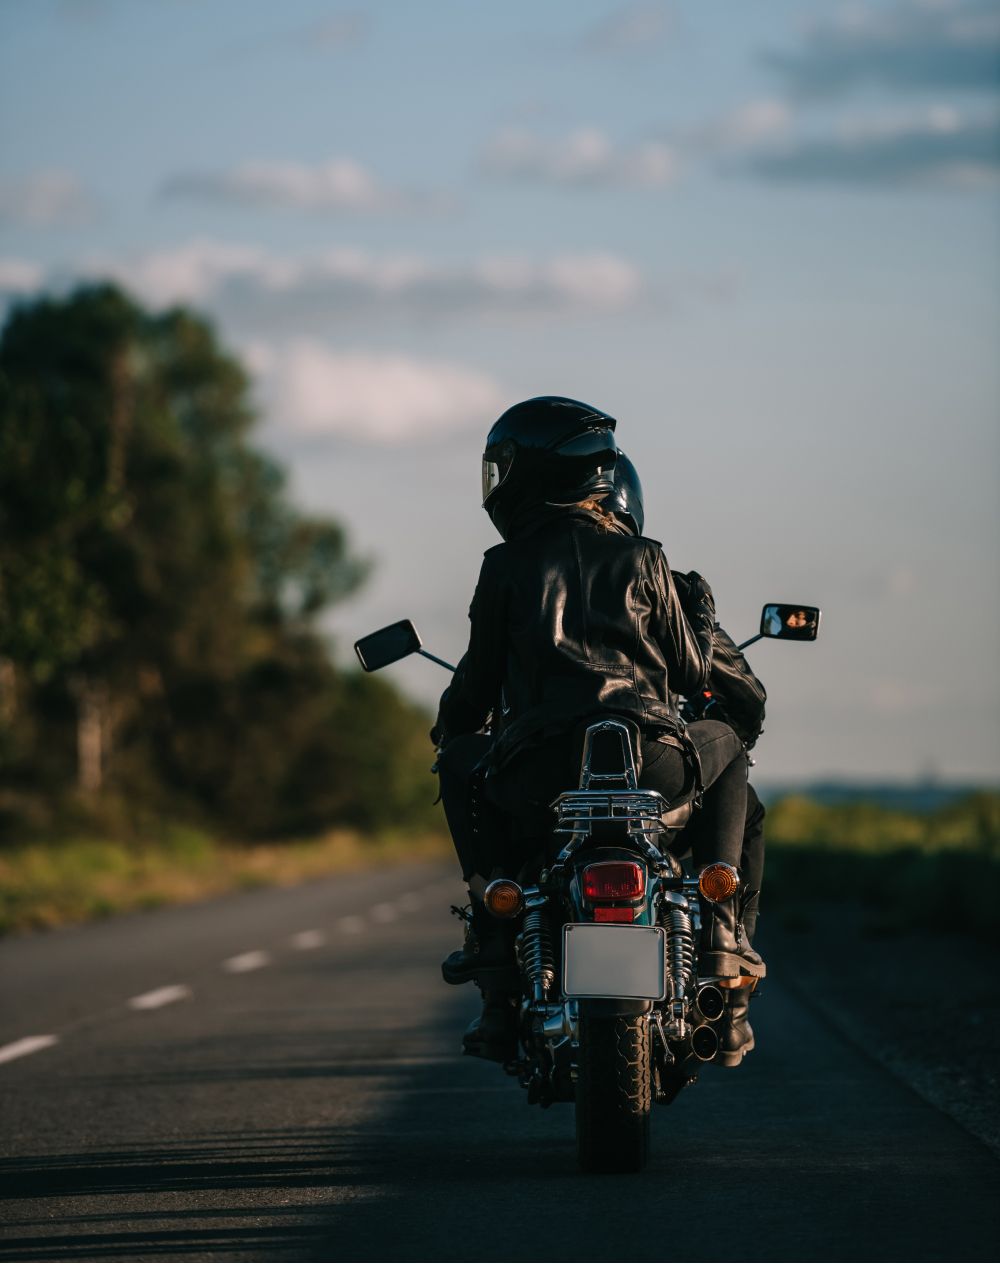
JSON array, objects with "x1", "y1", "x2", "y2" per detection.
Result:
[
  {"x1": 760, "y1": 603, "x2": 821, "y2": 642},
  {"x1": 354, "y1": 619, "x2": 422, "y2": 672}
]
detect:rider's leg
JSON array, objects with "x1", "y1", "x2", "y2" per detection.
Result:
[
  {"x1": 437, "y1": 735, "x2": 513, "y2": 985},
  {"x1": 740, "y1": 784, "x2": 765, "y2": 944},
  {"x1": 669, "y1": 721, "x2": 764, "y2": 977}
]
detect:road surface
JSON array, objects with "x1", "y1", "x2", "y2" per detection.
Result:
[{"x1": 1, "y1": 862, "x2": 998, "y2": 1262}]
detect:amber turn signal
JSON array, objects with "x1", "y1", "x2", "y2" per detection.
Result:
[
  {"x1": 698, "y1": 862, "x2": 739, "y2": 903},
  {"x1": 483, "y1": 878, "x2": 524, "y2": 919}
]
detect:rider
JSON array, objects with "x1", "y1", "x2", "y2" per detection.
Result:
[
  {"x1": 434, "y1": 397, "x2": 766, "y2": 1054},
  {"x1": 606, "y1": 450, "x2": 767, "y2": 1066}
]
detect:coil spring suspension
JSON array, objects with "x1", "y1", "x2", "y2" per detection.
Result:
[
  {"x1": 518, "y1": 908, "x2": 555, "y2": 1003},
  {"x1": 661, "y1": 906, "x2": 695, "y2": 1038}
]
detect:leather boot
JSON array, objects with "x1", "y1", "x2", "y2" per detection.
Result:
[
  {"x1": 740, "y1": 885, "x2": 760, "y2": 945},
  {"x1": 441, "y1": 899, "x2": 513, "y2": 986},
  {"x1": 462, "y1": 990, "x2": 518, "y2": 1063},
  {"x1": 716, "y1": 984, "x2": 755, "y2": 1067},
  {"x1": 700, "y1": 894, "x2": 766, "y2": 979}
]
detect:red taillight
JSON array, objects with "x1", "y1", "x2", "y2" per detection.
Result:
[
  {"x1": 593, "y1": 906, "x2": 636, "y2": 923},
  {"x1": 583, "y1": 861, "x2": 645, "y2": 902}
]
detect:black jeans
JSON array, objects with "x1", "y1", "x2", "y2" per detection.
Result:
[
  {"x1": 435, "y1": 733, "x2": 494, "y2": 882},
  {"x1": 488, "y1": 719, "x2": 747, "y2": 872},
  {"x1": 437, "y1": 720, "x2": 749, "y2": 879}
]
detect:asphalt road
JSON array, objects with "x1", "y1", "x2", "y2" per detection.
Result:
[{"x1": 1, "y1": 862, "x2": 998, "y2": 1263}]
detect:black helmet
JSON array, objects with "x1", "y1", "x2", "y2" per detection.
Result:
[
  {"x1": 482, "y1": 396, "x2": 618, "y2": 539},
  {"x1": 605, "y1": 449, "x2": 644, "y2": 536}
]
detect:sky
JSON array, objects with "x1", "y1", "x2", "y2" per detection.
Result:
[{"x1": 1, "y1": 0, "x2": 998, "y2": 782}]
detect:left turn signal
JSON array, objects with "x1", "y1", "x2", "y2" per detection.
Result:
[{"x1": 484, "y1": 879, "x2": 524, "y2": 919}]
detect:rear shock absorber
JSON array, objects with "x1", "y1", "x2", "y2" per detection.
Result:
[
  {"x1": 518, "y1": 906, "x2": 555, "y2": 1005},
  {"x1": 659, "y1": 896, "x2": 695, "y2": 1039}
]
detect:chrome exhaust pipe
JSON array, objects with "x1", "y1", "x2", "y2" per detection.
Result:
[
  {"x1": 691, "y1": 1024, "x2": 720, "y2": 1062},
  {"x1": 696, "y1": 985, "x2": 725, "y2": 1021}
]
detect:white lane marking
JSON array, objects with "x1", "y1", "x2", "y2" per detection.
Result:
[
  {"x1": 0, "y1": 1035, "x2": 59, "y2": 1066},
  {"x1": 128, "y1": 984, "x2": 192, "y2": 1011},
  {"x1": 370, "y1": 902, "x2": 397, "y2": 923},
  {"x1": 291, "y1": 929, "x2": 325, "y2": 950},
  {"x1": 397, "y1": 892, "x2": 422, "y2": 912},
  {"x1": 222, "y1": 950, "x2": 271, "y2": 974},
  {"x1": 338, "y1": 915, "x2": 366, "y2": 935}
]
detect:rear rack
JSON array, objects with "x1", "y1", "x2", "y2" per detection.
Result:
[{"x1": 552, "y1": 789, "x2": 669, "y2": 836}]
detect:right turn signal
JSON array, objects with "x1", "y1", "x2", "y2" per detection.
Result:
[{"x1": 698, "y1": 862, "x2": 739, "y2": 903}]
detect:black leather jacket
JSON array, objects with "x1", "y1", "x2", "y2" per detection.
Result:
[
  {"x1": 436, "y1": 508, "x2": 716, "y2": 768},
  {"x1": 672, "y1": 572, "x2": 767, "y2": 749}
]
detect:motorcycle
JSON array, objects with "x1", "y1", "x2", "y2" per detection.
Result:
[{"x1": 354, "y1": 602, "x2": 820, "y2": 1172}]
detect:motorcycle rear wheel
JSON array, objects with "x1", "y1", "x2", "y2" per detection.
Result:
[{"x1": 575, "y1": 1011, "x2": 651, "y2": 1173}]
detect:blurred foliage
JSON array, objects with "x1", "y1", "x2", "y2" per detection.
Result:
[
  {"x1": 0, "y1": 284, "x2": 441, "y2": 841},
  {"x1": 0, "y1": 826, "x2": 449, "y2": 936},
  {"x1": 763, "y1": 792, "x2": 1000, "y2": 940}
]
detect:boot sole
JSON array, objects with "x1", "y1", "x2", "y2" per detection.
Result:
[
  {"x1": 715, "y1": 1035, "x2": 755, "y2": 1067},
  {"x1": 700, "y1": 952, "x2": 766, "y2": 979}
]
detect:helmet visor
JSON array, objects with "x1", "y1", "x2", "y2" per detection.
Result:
[
  {"x1": 482, "y1": 445, "x2": 516, "y2": 504},
  {"x1": 482, "y1": 459, "x2": 502, "y2": 504}
]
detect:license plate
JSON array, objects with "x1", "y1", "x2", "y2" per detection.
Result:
[{"x1": 562, "y1": 923, "x2": 666, "y2": 1001}]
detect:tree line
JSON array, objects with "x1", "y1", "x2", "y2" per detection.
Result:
[{"x1": 0, "y1": 285, "x2": 439, "y2": 840}]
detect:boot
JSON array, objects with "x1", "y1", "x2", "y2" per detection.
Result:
[
  {"x1": 715, "y1": 984, "x2": 755, "y2": 1067},
  {"x1": 441, "y1": 900, "x2": 513, "y2": 986},
  {"x1": 740, "y1": 885, "x2": 760, "y2": 945},
  {"x1": 462, "y1": 990, "x2": 518, "y2": 1063},
  {"x1": 700, "y1": 893, "x2": 766, "y2": 979}
]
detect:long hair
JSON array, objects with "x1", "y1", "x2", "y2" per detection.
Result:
[{"x1": 575, "y1": 497, "x2": 618, "y2": 532}]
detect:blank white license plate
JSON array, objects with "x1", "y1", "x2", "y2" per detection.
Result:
[{"x1": 562, "y1": 923, "x2": 666, "y2": 1001}]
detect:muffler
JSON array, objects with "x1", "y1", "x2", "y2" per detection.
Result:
[
  {"x1": 696, "y1": 985, "x2": 725, "y2": 1021},
  {"x1": 691, "y1": 1024, "x2": 720, "y2": 1062}
]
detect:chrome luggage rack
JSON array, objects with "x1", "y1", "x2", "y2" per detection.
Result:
[
  {"x1": 547, "y1": 718, "x2": 691, "y2": 869},
  {"x1": 550, "y1": 788, "x2": 670, "y2": 867},
  {"x1": 551, "y1": 789, "x2": 669, "y2": 837}
]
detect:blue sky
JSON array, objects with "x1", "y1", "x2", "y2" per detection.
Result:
[{"x1": 2, "y1": 0, "x2": 998, "y2": 780}]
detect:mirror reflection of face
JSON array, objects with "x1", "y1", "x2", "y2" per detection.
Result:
[{"x1": 786, "y1": 609, "x2": 808, "y2": 629}]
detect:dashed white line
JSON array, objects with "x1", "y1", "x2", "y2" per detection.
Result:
[
  {"x1": 222, "y1": 950, "x2": 271, "y2": 974},
  {"x1": 0, "y1": 1035, "x2": 59, "y2": 1066},
  {"x1": 338, "y1": 915, "x2": 366, "y2": 935},
  {"x1": 291, "y1": 929, "x2": 325, "y2": 950},
  {"x1": 370, "y1": 902, "x2": 398, "y2": 923},
  {"x1": 128, "y1": 984, "x2": 192, "y2": 1011}
]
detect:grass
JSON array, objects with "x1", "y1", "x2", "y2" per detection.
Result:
[
  {"x1": 763, "y1": 791, "x2": 1000, "y2": 940},
  {"x1": 0, "y1": 825, "x2": 450, "y2": 937},
  {"x1": 3, "y1": 791, "x2": 997, "y2": 941}
]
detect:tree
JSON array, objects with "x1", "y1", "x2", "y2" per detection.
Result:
[{"x1": 0, "y1": 285, "x2": 433, "y2": 838}]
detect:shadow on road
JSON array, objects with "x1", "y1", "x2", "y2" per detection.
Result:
[{"x1": 3, "y1": 958, "x2": 1000, "y2": 1262}]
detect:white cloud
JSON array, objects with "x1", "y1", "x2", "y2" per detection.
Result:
[
  {"x1": 247, "y1": 340, "x2": 504, "y2": 444},
  {"x1": 689, "y1": 100, "x2": 793, "y2": 151},
  {"x1": 481, "y1": 128, "x2": 678, "y2": 189},
  {"x1": 0, "y1": 171, "x2": 92, "y2": 227},
  {"x1": 161, "y1": 157, "x2": 446, "y2": 215},
  {"x1": 579, "y1": 2, "x2": 675, "y2": 54},
  {"x1": 0, "y1": 258, "x2": 44, "y2": 294},
  {"x1": 761, "y1": 0, "x2": 1000, "y2": 97},
  {"x1": 747, "y1": 106, "x2": 1000, "y2": 187},
  {"x1": 76, "y1": 239, "x2": 643, "y2": 319}
]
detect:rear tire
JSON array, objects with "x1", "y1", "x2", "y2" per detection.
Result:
[{"x1": 575, "y1": 1012, "x2": 651, "y2": 1173}]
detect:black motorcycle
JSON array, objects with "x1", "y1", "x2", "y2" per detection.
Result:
[{"x1": 355, "y1": 602, "x2": 820, "y2": 1173}]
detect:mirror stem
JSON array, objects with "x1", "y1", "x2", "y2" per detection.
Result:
[
  {"x1": 736, "y1": 633, "x2": 764, "y2": 652},
  {"x1": 417, "y1": 648, "x2": 457, "y2": 673}
]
